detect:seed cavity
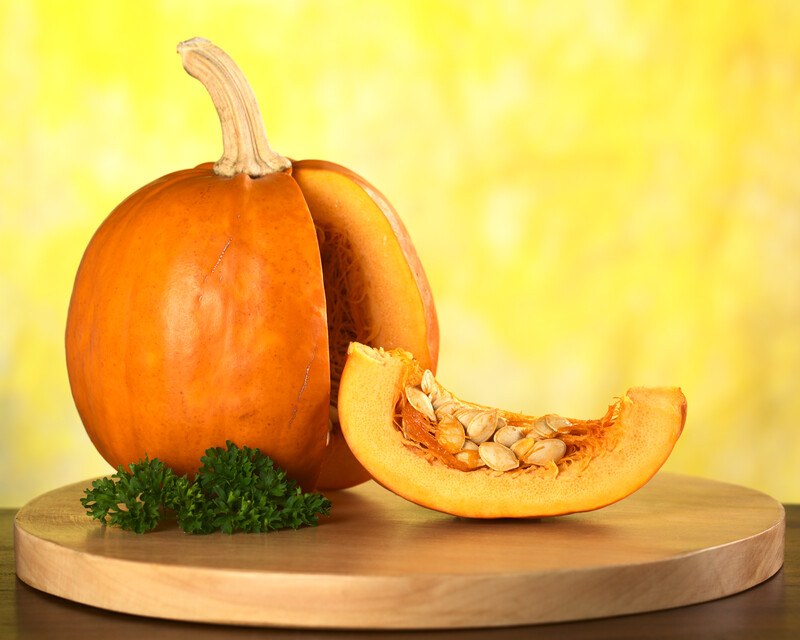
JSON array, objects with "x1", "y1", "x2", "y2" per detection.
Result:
[{"x1": 401, "y1": 373, "x2": 576, "y2": 474}]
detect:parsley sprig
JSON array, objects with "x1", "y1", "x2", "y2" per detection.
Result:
[{"x1": 81, "y1": 441, "x2": 331, "y2": 534}]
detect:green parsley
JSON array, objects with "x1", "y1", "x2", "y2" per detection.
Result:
[{"x1": 81, "y1": 441, "x2": 331, "y2": 534}]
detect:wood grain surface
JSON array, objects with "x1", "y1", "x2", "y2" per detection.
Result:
[{"x1": 13, "y1": 473, "x2": 785, "y2": 630}]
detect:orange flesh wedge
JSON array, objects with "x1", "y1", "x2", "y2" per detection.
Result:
[{"x1": 338, "y1": 343, "x2": 687, "y2": 518}]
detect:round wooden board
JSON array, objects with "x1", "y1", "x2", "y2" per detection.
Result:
[{"x1": 14, "y1": 472, "x2": 784, "y2": 630}]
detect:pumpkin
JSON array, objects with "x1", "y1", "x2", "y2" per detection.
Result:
[
  {"x1": 338, "y1": 343, "x2": 686, "y2": 517},
  {"x1": 65, "y1": 38, "x2": 438, "y2": 490}
]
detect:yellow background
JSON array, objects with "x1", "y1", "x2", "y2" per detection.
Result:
[{"x1": 2, "y1": 1, "x2": 799, "y2": 506}]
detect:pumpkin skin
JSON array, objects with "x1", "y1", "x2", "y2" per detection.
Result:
[
  {"x1": 66, "y1": 168, "x2": 331, "y2": 488},
  {"x1": 338, "y1": 343, "x2": 687, "y2": 517},
  {"x1": 65, "y1": 39, "x2": 438, "y2": 490}
]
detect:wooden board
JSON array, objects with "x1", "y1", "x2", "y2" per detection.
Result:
[{"x1": 14, "y1": 473, "x2": 784, "y2": 630}]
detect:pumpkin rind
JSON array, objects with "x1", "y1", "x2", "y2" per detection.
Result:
[{"x1": 338, "y1": 342, "x2": 687, "y2": 517}]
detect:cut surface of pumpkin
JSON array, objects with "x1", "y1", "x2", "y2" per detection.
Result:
[
  {"x1": 293, "y1": 161, "x2": 439, "y2": 489},
  {"x1": 338, "y1": 343, "x2": 687, "y2": 518}
]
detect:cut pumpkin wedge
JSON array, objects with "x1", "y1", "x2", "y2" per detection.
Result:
[{"x1": 338, "y1": 342, "x2": 687, "y2": 518}]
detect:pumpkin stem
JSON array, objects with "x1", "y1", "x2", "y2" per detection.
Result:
[{"x1": 178, "y1": 37, "x2": 291, "y2": 178}]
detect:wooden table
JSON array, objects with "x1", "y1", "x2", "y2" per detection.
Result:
[{"x1": 2, "y1": 497, "x2": 798, "y2": 639}]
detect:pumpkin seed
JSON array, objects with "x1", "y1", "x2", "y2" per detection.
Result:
[
  {"x1": 545, "y1": 414, "x2": 573, "y2": 433},
  {"x1": 493, "y1": 425, "x2": 524, "y2": 448},
  {"x1": 478, "y1": 442, "x2": 519, "y2": 472},
  {"x1": 421, "y1": 369, "x2": 436, "y2": 395},
  {"x1": 517, "y1": 438, "x2": 567, "y2": 466},
  {"x1": 531, "y1": 416, "x2": 555, "y2": 438},
  {"x1": 454, "y1": 407, "x2": 482, "y2": 428},
  {"x1": 405, "y1": 385, "x2": 436, "y2": 422},
  {"x1": 511, "y1": 437, "x2": 537, "y2": 460},
  {"x1": 461, "y1": 440, "x2": 479, "y2": 451},
  {"x1": 434, "y1": 401, "x2": 460, "y2": 420},
  {"x1": 466, "y1": 411, "x2": 499, "y2": 443},
  {"x1": 436, "y1": 415, "x2": 466, "y2": 453},
  {"x1": 454, "y1": 449, "x2": 486, "y2": 469}
]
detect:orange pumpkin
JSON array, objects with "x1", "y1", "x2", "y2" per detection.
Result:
[
  {"x1": 338, "y1": 343, "x2": 686, "y2": 517},
  {"x1": 65, "y1": 38, "x2": 438, "y2": 490}
]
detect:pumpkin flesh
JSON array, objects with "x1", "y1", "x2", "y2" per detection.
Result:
[
  {"x1": 338, "y1": 342, "x2": 687, "y2": 517},
  {"x1": 293, "y1": 160, "x2": 439, "y2": 489}
]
